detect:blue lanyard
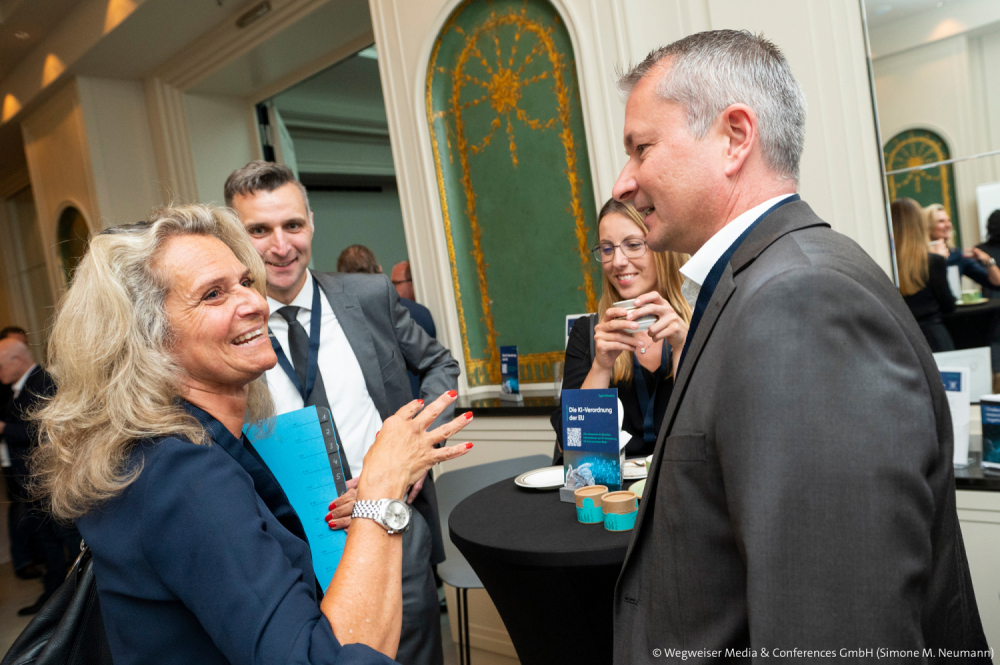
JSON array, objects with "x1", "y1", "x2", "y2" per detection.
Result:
[
  {"x1": 269, "y1": 278, "x2": 322, "y2": 402},
  {"x1": 632, "y1": 340, "x2": 669, "y2": 444},
  {"x1": 678, "y1": 194, "x2": 799, "y2": 371}
]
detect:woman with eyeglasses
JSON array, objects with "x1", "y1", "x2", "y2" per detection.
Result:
[{"x1": 551, "y1": 199, "x2": 691, "y2": 462}]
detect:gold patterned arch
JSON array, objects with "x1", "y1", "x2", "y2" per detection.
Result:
[
  {"x1": 426, "y1": 0, "x2": 599, "y2": 387},
  {"x1": 884, "y1": 129, "x2": 960, "y2": 244}
]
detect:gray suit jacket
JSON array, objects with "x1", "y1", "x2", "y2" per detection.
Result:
[
  {"x1": 312, "y1": 270, "x2": 459, "y2": 665},
  {"x1": 613, "y1": 201, "x2": 989, "y2": 662},
  {"x1": 312, "y1": 270, "x2": 459, "y2": 426}
]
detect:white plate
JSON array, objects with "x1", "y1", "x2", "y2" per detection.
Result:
[
  {"x1": 623, "y1": 458, "x2": 648, "y2": 480},
  {"x1": 514, "y1": 466, "x2": 565, "y2": 490}
]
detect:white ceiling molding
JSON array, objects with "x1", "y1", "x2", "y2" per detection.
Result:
[
  {"x1": 151, "y1": 0, "x2": 330, "y2": 92},
  {"x1": 144, "y1": 77, "x2": 198, "y2": 204},
  {"x1": 868, "y1": 0, "x2": 1000, "y2": 60}
]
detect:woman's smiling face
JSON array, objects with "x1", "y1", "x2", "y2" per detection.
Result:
[{"x1": 598, "y1": 212, "x2": 657, "y2": 299}]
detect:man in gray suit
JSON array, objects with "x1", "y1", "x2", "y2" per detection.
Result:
[
  {"x1": 609, "y1": 31, "x2": 989, "y2": 661},
  {"x1": 226, "y1": 161, "x2": 460, "y2": 665}
]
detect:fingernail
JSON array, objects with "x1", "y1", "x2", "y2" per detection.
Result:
[
  {"x1": 464, "y1": 411, "x2": 473, "y2": 420},
  {"x1": 325, "y1": 512, "x2": 333, "y2": 520},
  {"x1": 328, "y1": 520, "x2": 336, "y2": 529},
  {"x1": 465, "y1": 442, "x2": 474, "y2": 449},
  {"x1": 448, "y1": 389, "x2": 458, "y2": 398},
  {"x1": 330, "y1": 502, "x2": 337, "y2": 509},
  {"x1": 417, "y1": 399, "x2": 424, "y2": 406}
]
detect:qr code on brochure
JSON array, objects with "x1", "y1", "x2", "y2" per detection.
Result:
[{"x1": 567, "y1": 427, "x2": 582, "y2": 448}]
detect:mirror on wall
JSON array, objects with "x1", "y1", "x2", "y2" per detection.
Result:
[
  {"x1": 864, "y1": 0, "x2": 1000, "y2": 256},
  {"x1": 56, "y1": 206, "x2": 89, "y2": 283},
  {"x1": 862, "y1": 0, "x2": 1000, "y2": 376}
]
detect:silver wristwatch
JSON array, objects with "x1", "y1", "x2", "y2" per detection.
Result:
[{"x1": 351, "y1": 499, "x2": 411, "y2": 534}]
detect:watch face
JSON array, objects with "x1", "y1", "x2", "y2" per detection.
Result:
[{"x1": 383, "y1": 500, "x2": 409, "y2": 530}]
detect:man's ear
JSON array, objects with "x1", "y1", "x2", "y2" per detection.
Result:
[
  {"x1": 720, "y1": 104, "x2": 757, "y2": 178},
  {"x1": 309, "y1": 210, "x2": 315, "y2": 228}
]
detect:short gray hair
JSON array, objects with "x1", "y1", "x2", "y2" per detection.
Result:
[
  {"x1": 224, "y1": 160, "x2": 312, "y2": 218},
  {"x1": 618, "y1": 30, "x2": 806, "y2": 181}
]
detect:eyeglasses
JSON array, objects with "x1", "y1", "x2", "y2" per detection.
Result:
[{"x1": 591, "y1": 238, "x2": 648, "y2": 263}]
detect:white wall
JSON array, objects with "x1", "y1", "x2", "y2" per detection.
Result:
[
  {"x1": 370, "y1": 0, "x2": 890, "y2": 394},
  {"x1": 184, "y1": 93, "x2": 259, "y2": 205}
]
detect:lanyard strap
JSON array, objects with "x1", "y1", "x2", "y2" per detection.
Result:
[
  {"x1": 678, "y1": 194, "x2": 800, "y2": 371},
  {"x1": 632, "y1": 340, "x2": 669, "y2": 444},
  {"x1": 269, "y1": 279, "x2": 322, "y2": 402}
]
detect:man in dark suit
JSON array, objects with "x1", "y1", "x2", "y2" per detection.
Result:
[
  {"x1": 0, "y1": 337, "x2": 72, "y2": 615},
  {"x1": 226, "y1": 161, "x2": 460, "y2": 665},
  {"x1": 608, "y1": 31, "x2": 989, "y2": 661}
]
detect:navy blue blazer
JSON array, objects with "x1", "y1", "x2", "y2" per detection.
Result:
[{"x1": 76, "y1": 403, "x2": 397, "y2": 665}]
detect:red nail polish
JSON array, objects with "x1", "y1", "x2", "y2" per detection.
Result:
[
  {"x1": 464, "y1": 411, "x2": 473, "y2": 420},
  {"x1": 417, "y1": 399, "x2": 424, "y2": 405},
  {"x1": 329, "y1": 520, "x2": 336, "y2": 528},
  {"x1": 465, "y1": 442, "x2": 474, "y2": 449},
  {"x1": 325, "y1": 512, "x2": 332, "y2": 520},
  {"x1": 448, "y1": 390, "x2": 458, "y2": 398},
  {"x1": 330, "y1": 502, "x2": 337, "y2": 510}
]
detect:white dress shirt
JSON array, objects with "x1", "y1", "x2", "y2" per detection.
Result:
[
  {"x1": 679, "y1": 194, "x2": 796, "y2": 308},
  {"x1": 11, "y1": 363, "x2": 37, "y2": 399},
  {"x1": 265, "y1": 278, "x2": 382, "y2": 475}
]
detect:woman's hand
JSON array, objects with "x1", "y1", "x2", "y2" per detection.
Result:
[
  {"x1": 629, "y1": 292, "x2": 688, "y2": 350},
  {"x1": 357, "y1": 390, "x2": 473, "y2": 502},
  {"x1": 591, "y1": 307, "x2": 642, "y2": 373}
]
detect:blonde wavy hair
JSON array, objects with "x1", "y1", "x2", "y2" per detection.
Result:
[
  {"x1": 595, "y1": 199, "x2": 692, "y2": 384},
  {"x1": 32, "y1": 204, "x2": 274, "y2": 521},
  {"x1": 924, "y1": 203, "x2": 954, "y2": 250},
  {"x1": 892, "y1": 198, "x2": 930, "y2": 297}
]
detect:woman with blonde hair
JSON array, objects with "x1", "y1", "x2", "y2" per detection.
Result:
[
  {"x1": 31, "y1": 204, "x2": 473, "y2": 664},
  {"x1": 894, "y1": 198, "x2": 955, "y2": 351},
  {"x1": 552, "y1": 199, "x2": 690, "y2": 461},
  {"x1": 926, "y1": 202, "x2": 1000, "y2": 290}
]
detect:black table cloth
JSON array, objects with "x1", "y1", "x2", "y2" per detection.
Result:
[
  {"x1": 449, "y1": 476, "x2": 635, "y2": 665},
  {"x1": 943, "y1": 298, "x2": 1000, "y2": 349}
]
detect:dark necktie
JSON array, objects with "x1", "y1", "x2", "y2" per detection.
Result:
[{"x1": 275, "y1": 305, "x2": 352, "y2": 480}]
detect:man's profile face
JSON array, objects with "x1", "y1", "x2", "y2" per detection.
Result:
[
  {"x1": 612, "y1": 64, "x2": 724, "y2": 255},
  {"x1": 391, "y1": 263, "x2": 415, "y2": 301},
  {"x1": 231, "y1": 182, "x2": 314, "y2": 305}
]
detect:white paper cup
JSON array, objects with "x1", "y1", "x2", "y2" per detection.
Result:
[{"x1": 612, "y1": 299, "x2": 655, "y2": 334}]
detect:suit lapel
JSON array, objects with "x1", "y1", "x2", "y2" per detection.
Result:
[
  {"x1": 313, "y1": 271, "x2": 389, "y2": 415},
  {"x1": 618, "y1": 200, "x2": 830, "y2": 575}
]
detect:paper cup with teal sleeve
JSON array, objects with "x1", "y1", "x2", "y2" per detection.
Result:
[
  {"x1": 574, "y1": 485, "x2": 608, "y2": 524},
  {"x1": 602, "y1": 490, "x2": 638, "y2": 531}
]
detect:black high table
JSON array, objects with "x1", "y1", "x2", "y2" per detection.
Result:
[{"x1": 449, "y1": 477, "x2": 634, "y2": 665}]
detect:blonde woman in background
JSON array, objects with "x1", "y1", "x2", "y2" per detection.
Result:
[
  {"x1": 31, "y1": 205, "x2": 474, "y2": 665},
  {"x1": 894, "y1": 198, "x2": 955, "y2": 351},
  {"x1": 926, "y1": 202, "x2": 1000, "y2": 290},
  {"x1": 551, "y1": 199, "x2": 691, "y2": 462}
]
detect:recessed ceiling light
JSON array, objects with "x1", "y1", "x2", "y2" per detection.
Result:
[
  {"x1": 937, "y1": 1, "x2": 944, "y2": 6},
  {"x1": 874, "y1": 4, "x2": 892, "y2": 15},
  {"x1": 14, "y1": 31, "x2": 30, "y2": 40},
  {"x1": 357, "y1": 45, "x2": 377, "y2": 60}
]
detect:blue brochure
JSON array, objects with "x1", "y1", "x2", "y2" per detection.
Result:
[
  {"x1": 981, "y1": 398, "x2": 1000, "y2": 468},
  {"x1": 562, "y1": 388, "x2": 622, "y2": 491},
  {"x1": 500, "y1": 345, "x2": 520, "y2": 398},
  {"x1": 245, "y1": 407, "x2": 347, "y2": 589}
]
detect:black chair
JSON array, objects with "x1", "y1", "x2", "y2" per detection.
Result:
[{"x1": 434, "y1": 455, "x2": 551, "y2": 665}]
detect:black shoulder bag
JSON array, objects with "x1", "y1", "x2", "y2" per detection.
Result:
[{"x1": 1, "y1": 544, "x2": 113, "y2": 665}]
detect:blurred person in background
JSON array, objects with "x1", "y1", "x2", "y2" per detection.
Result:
[
  {"x1": 926, "y1": 202, "x2": 1000, "y2": 291},
  {"x1": 975, "y1": 209, "x2": 1000, "y2": 299},
  {"x1": 894, "y1": 198, "x2": 955, "y2": 352},
  {"x1": 337, "y1": 245, "x2": 381, "y2": 274}
]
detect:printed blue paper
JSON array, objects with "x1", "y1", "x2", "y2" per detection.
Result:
[
  {"x1": 562, "y1": 388, "x2": 621, "y2": 491},
  {"x1": 246, "y1": 407, "x2": 347, "y2": 589}
]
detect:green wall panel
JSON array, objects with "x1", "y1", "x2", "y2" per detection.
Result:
[{"x1": 427, "y1": 0, "x2": 600, "y2": 386}]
